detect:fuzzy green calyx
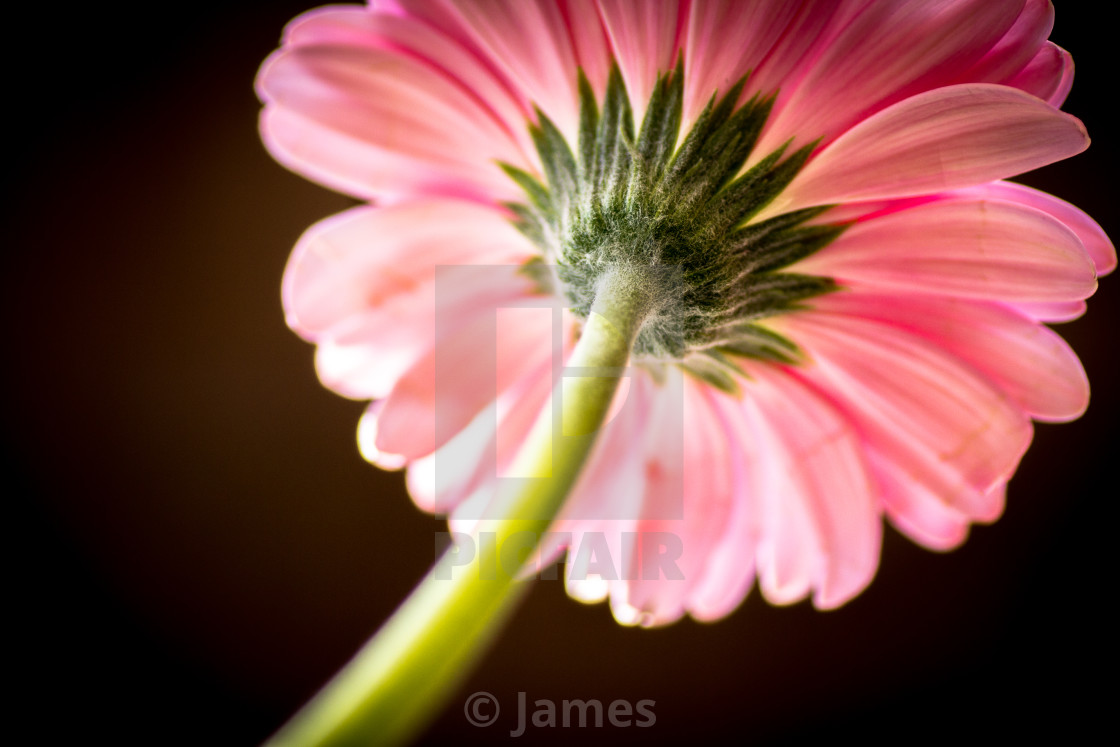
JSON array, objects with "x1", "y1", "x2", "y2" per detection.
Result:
[{"x1": 505, "y1": 63, "x2": 843, "y2": 377}]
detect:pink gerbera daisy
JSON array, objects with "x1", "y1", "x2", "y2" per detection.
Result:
[{"x1": 257, "y1": 0, "x2": 1113, "y2": 634}]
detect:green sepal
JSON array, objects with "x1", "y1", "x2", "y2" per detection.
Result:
[
  {"x1": 731, "y1": 273, "x2": 838, "y2": 320},
  {"x1": 710, "y1": 140, "x2": 816, "y2": 230},
  {"x1": 502, "y1": 200, "x2": 549, "y2": 252},
  {"x1": 592, "y1": 66, "x2": 635, "y2": 206},
  {"x1": 529, "y1": 109, "x2": 579, "y2": 215},
  {"x1": 715, "y1": 323, "x2": 802, "y2": 365},
  {"x1": 680, "y1": 353, "x2": 741, "y2": 395},
  {"x1": 502, "y1": 62, "x2": 846, "y2": 379},
  {"x1": 632, "y1": 58, "x2": 685, "y2": 193},
  {"x1": 576, "y1": 71, "x2": 599, "y2": 186},
  {"x1": 739, "y1": 222, "x2": 849, "y2": 274},
  {"x1": 500, "y1": 163, "x2": 552, "y2": 219}
]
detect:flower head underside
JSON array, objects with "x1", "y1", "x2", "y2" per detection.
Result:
[
  {"x1": 506, "y1": 61, "x2": 843, "y2": 390},
  {"x1": 260, "y1": 0, "x2": 1114, "y2": 626}
]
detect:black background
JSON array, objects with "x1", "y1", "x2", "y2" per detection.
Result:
[{"x1": 7, "y1": 3, "x2": 1116, "y2": 745}]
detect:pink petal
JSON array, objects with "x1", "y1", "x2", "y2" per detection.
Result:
[
  {"x1": 257, "y1": 29, "x2": 530, "y2": 202},
  {"x1": 410, "y1": 350, "x2": 555, "y2": 517},
  {"x1": 282, "y1": 7, "x2": 538, "y2": 165},
  {"x1": 441, "y1": 0, "x2": 584, "y2": 141},
  {"x1": 312, "y1": 267, "x2": 534, "y2": 402},
  {"x1": 746, "y1": 365, "x2": 881, "y2": 610},
  {"x1": 559, "y1": 0, "x2": 618, "y2": 99},
  {"x1": 681, "y1": 0, "x2": 802, "y2": 128},
  {"x1": 958, "y1": 0, "x2": 1053, "y2": 85},
  {"x1": 797, "y1": 197, "x2": 1097, "y2": 303},
  {"x1": 281, "y1": 201, "x2": 537, "y2": 400},
  {"x1": 260, "y1": 108, "x2": 507, "y2": 204},
  {"x1": 868, "y1": 450, "x2": 970, "y2": 551},
  {"x1": 745, "y1": 1, "x2": 855, "y2": 108},
  {"x1": 313, "y1": 315, "x2": 433, "y2": 401},
  {"x1": 623, "y1": 373, "x2": 738, "y2": 625},
  {"x1": 757, "y1": 0, "x2": 1027, "y2": 154},
  {"x1": 1010, "y1": 300, "x2": 1087, "y2": 322},
  {"x1": 557, "y1": 373, "x2": 653, "y2": 606},
  {"x1": 596, "y1": 0, "x2": 683, "y2": 122},
  {"x1": 775, "y1": 84, "x2": 1088, "y2": 211},
  {"x1": 1002, "y1": 42, "x2": 1074, "y2": 107},
  {"x1": 405, "y1": 409, "x2": 494, "y2": 515},
  {"x1": 959, "y1": 181, "x2": 1116, "y2": 275},
  {"x1": 355, "y1": 400, "x2": 408, "y2": 470},
  {"x1": 375, "y1": 288, "x2": 555, "y2": 460},
  {"x1": 773, "y1": 312, "x2": 1033, "y2": 522},
  {"x1": 684, "y1": 391, "x2": 761, "y2": 621},
  {"x1": 813, "y1": 292, "x2": 1090, "y2": 423},
  {"x1": 283, "y1": 201, "x2": 534, "y2": 337}
]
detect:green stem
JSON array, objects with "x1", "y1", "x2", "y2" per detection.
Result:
[{"x1": 267, "y1": 267, "x2": 656, "y2": 747}]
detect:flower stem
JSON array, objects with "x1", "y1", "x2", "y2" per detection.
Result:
[{"x1": 267, "y1": 267, "x2": 656, "y2": 747}]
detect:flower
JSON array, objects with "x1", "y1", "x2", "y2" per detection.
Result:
[{"x1": 257, "y1": 0, "x2": 1113, "y2": 627}]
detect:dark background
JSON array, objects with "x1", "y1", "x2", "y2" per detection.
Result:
[{"x1": 7, "y1": 3, "x2": 1115, "y2": 745}]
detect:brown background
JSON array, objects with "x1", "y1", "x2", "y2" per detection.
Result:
[{"x1": 7, "y1": 3, "x2": 1116, "y2": 744}]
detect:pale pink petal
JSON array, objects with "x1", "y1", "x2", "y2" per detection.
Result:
[
  {"x1": 982, "y1": 482, "x2": 1009, "y2": 524},
  {"x1": 772, "y1": 312, "x2": 1032, "y2": 522},
  {"x1": 311, "y1": 270, "x2": 533, "y2": 402},
  {"x1": 684, "y1": 391, "x2": 760, "y2": 621},
  {"x1": 747, "y1": 365, "x2": 881, "y2": 610},
  {"x1": 260, "y1": 108, "x2": 505, "y2": 203},
  {"x1": 959, "y1": 181, "x2": 1116, "y2": 275},
  {"x1": 405, "y1": 407, "x2": 494, "y2": 515},
  {"x1": 1002, "y1": 42, "x2": 1074, "y2": 107},
  {"x1": 1010, "y1": 300, "x2": 1087, "y2": 322},
  {"x1": 622, "y1": 373, "x2": 738, "y2": 625},
  {"x1": 797, "y1": 198, "x2": 1097, "y2": 303},
  {"x1": 557, "y1": 374, "x2": 652, "y2": 605},
  {"x1": 751, "y1": 396, "x2": 815, "y2": 607},
  {"x1": 603, "y1": 371, "x2": 687, "y2": 624},
  {"x1": 281, "y1": 201, "x2": 537, "y2": 399},
  {"x1": 314, "y1": 315, "x2": 432, "y2": 401},
  {"x1": 355, "y1": 400, "x2": 408, "y2": 470},
  {"x1": 257, "y1": 31, "x2": 530, "y2": 202},
  {"x1": 773, "y1": 84, "x2": 1088, "y2": 212},
  {"x1": 813, "y1": 292, "x2": 1089, "y2": 423},
  {"x1": 757, "y1": 0, "x2": 1026, "y2": 154},
  {"x1": 410, "y1": 351, "x2": 555, "y2": 517},
  {"x1": 596, "y1": 0, "x2": 682, "y2": 122},
  {"x1": 375, "y1": 290, "x2": 556, "y2": 460},
  {"x1": 803, "y1": 194, "x2": 940, "y2": 225},
  {"x1": 283, "y1": 201, "x2": 535, "y2": 337}
]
